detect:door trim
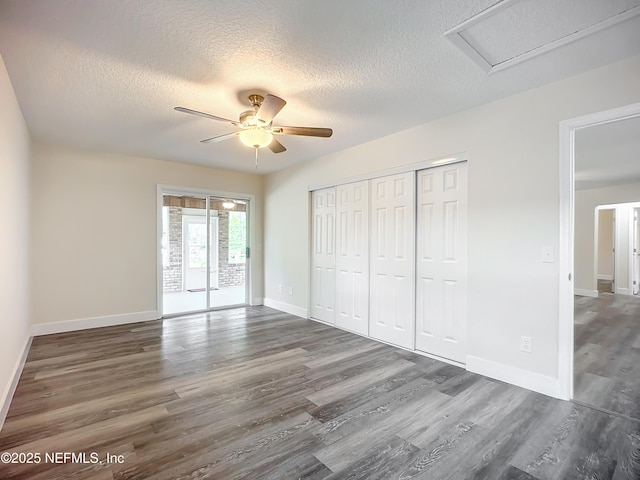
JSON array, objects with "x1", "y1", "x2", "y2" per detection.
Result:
[
  {"x1": 558, "y1": 101, "x2": 640, "y2": 401},
  {"x1": 308, "y1": 154, "x2": 468, "y2": 192}
]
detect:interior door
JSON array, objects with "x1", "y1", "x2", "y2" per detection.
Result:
[
  {"x1": 369, "y1": 172, "x2": 416, "y2": 349},
  {"x1": 335, "y1": 181, "x2": 369, "y2": 335},
  {"x1": 634, "y1": 208, "x2": 639, "y2": 295},
  {"x1": 311, "y1": 188, "x2": 336, "y2": 323},
  {"x1": 415, "y1": 162, "x2": 468, "y2": 363}
]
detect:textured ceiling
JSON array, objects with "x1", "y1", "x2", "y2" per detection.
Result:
[
  {"x1": 1, "y1": 0, "x2": 640, "y2": 174},
  {"x1": 575, "y1": 115, "x2": 640, "y2": 191},
  {"x1": 456, "y1": 0, "x2": 640, "y2": 67}
]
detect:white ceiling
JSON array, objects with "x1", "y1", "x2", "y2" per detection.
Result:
[
  {"x1": 449, "y1": 0, "x2": 640, "y2": 71},
  {"x1": 575, "y1": 115, "x2": 640, "y2": 190},
  {"x1": 1, "y1": 0, "x2": 640, "y2": 174}
]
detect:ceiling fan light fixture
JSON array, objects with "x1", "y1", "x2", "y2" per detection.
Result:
[
  {"x1": 175, "y1": 93, "x2": 332, "y2": 166},
  {"x1": 239, "y1": 127, "x2": 273, "y2": 149}
]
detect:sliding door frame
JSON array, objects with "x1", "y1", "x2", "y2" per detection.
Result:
[{"x1": 157, "y1": 185, "x2": 255, "y2": 317}]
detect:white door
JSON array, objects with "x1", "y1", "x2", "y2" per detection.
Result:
[
  {"x1": 415, "y1": 163, "x2": 468, "y2": 363},
  {"x1": 614, "y1": 206, "x2": 631, "y2": 295},
  {"x1": 612, "y1": 210, "x2": 617, "y2": 293},
  {"x1": 633, "y1": 208, "x2": 639, "y2": 296},
  {"x1": 369, "y1": 172, "x2": 415, "y2": 349},
  {"x1": 183, "y1": 215, "x2": 218, "y2": 291},
  {"x1": 335, "y1": 181, "x2": 369, "y2": 335},
  {"x1": 311, "y1": 188, "x2": 336, "y2": 323}
]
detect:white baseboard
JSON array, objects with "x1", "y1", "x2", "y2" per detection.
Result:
[
  {"x1": 597, "y1": 274, "x2": 613, "y2": 281},
  {"x1": 615, "y1": 288, "x2": 630, "y2": 296},
  {"x1": 263, "y1": 298, "x2": 308, "y2": 319},
  {"x1": 308, "y1": 316, "x2": 334, "y2": 327},
  {"x1": 1, "y1": 335, "x2": 32, "y2": 432},
  {"x1": 31, "y1": 310, "x2": 159, "y2": 336},
  {"x1": 574, "y1": 288, "x2": 598, "y2": 297},
  {"x1": 466, "y1": 355, "x2": 561, "y2": 399},
  {"x1": 250, "y1": 297, "x2": 264, "y2": 306}
]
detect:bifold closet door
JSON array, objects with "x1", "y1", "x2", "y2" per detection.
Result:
[
  {"x1": 415, "y1": 163, "x2": 467, "y2": 363},
  {"x1": 369, "y1": 172, "x2": 415, "y2": 349},
  {"x1": 310, "y1": 188, "x2": 336, "y2": 323},
  {"x1": 335, "y1": 181, "x2": 369, "y2": 335}
]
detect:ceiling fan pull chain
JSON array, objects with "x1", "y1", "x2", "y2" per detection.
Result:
[{"x1": 255, "y1": 147, "x2": 259, "y2": 169}]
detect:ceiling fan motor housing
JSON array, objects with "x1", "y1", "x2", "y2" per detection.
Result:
[
  {"x1": 239, "y1": 110, "x2": 256, "y2": 126},
  {"x1": 248, "y1": 94, "x2": 264, "y2": 108}
]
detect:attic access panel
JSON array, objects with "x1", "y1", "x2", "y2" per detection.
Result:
[{"x1": 445, "y1": 0, "x2": 640, "y2": 73}]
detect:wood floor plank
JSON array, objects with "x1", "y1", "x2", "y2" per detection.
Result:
[
  {"x1": 398, "y1": 378, "x2": 503, "y2": 448},
  {"x1": 323, "y1": 435, "x2": 420, "y2": 480},
  {"x1": 306, "y1": 358, "x2": 415, "y2": 406},
  {"x1": 309, "y1": 366, "x2": 431, "y2": 423},
  {"x1": 438, "y1": 393, "x2": 554, "y2": 480},
  {"x1": 303, "y1": 341, "x2": 383, "y2": 369},
  {"x1": 0, "y1": 387, "x2": 179, "y2": 450},
  {"x1": 314, "y1": 386, "x2": 450, "y2": 472},
  {"x1": 496, "y1": 465, "x2": 541, "y2": 480}
]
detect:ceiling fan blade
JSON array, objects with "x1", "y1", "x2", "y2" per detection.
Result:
[
  {"x1": 272, "y1": 126, "x2": 333, "y2": 138},
  {"x1": 268, "y1": 138, "x2": 287, "y2": 153},
  {"x1": 175, "y1": 107, "x2": 239, "y2": 126},
  {"x1": 201, "y1": 132, "x2": 240, "y2": 143},
  {"x1": 255, "y1": 95, "x2": 286, "y2": 126}
]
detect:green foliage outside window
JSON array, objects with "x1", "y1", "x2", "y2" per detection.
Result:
[{"x1": 228, "y1": 211, "x2": 246, "y2": 263}]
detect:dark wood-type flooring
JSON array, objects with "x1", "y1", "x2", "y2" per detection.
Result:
[
  {"x1": 574, "y1": 285, "x2": 640, "y2": 422},
  {"x1": 1, "y1": 306, "x2": 639, "y2": 479}
]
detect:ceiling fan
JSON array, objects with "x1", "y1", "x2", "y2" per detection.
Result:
[{"x1": 175, "y1": 94, "x2": 333, "y2": 167}]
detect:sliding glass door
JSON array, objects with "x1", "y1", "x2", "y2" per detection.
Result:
[
  {"x1": 208, "y1": 197, "x2": 248, "y2": 309},
  {"x1": 161, "y1": 192, "x2": 249, "y2": 316}
]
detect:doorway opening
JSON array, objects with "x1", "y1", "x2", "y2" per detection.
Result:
[
  {"x1": 574, "y1": 200, "x2": 640, "y2": 418},
  {"x1": 159, "y1": 189, "x2": 250, "y2": 316},
  {"x1": 559, "y1": 101, "x2": 640, "y2": 410},
  {"x1": 594, "y1": 202, "x2": 640, "y2": 297}
]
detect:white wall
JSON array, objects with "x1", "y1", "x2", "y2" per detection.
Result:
[
  {"x1": 575, "y1": 183, "x2": 640, "y2": 293},
  {"x1": 30, "y1": 143, "x2": 264, "y2": 326},
  {"x1": 597, "y1": 209, "x2": 614, "y2": 279},
  {"x1": 264, "y1": 55, "x2": 640, "y2": 388},
  {"x1": 0, "y1": 55, "x2": 31, "y2": 424}
]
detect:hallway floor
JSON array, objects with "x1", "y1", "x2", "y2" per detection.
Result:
[{"x1": 574, "y1": 287, "x2": 640, "y2": 421}]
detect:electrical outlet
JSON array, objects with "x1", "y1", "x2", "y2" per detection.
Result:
[
  {"x1": 278, "y1": 284, "x2": 283, "y2": 293},
  {"x1": 289, "y1": 287, "x2": 293, "y2": 296},
  {"x1": 520, "y1": 336, "x2": 532, "y2": 353}
]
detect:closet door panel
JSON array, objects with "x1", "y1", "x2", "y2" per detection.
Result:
[
  {"x1": 416, "y1": 163, "x2": 467, "y2": 363},
  {"x1": 335, "y1": 181, "x2": 369, "y2": 335},
  {"x1": 310, "y1": 188, "x2": 336, "y2": 323},
  {"x1": 369, "y1": 172, "x2": 415, "y2": 349}
]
